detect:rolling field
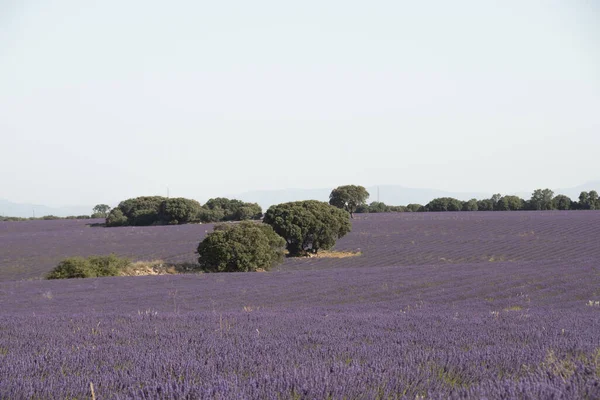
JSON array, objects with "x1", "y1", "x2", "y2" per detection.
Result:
[{"x1": 1, "y1": 212, "x2": 600, "y2": 399}]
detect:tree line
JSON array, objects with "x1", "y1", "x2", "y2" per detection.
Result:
[{"x1": 344, "y1": 189, "x2": 600, "y2": 214}]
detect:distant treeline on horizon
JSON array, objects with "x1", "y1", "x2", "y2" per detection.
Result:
[
  {"x1": 1, "y1": 188, "x2": 599, "y2": 222},
  {"x1": 358, "y1": 189, "x2": 599, "y2": 213}
]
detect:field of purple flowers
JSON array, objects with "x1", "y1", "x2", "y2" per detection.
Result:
[{"x1": 1, "y1": 212, "x2": 600, "y2": 398}]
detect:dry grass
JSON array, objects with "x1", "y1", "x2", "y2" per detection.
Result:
[
  {"x1": 120, "y1": 260, "x2": 200, "y2": 276},
  {"x1": 309, "y1": 250, "x2": 362, "y2": 259}
]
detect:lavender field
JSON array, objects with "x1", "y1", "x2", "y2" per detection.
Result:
[{"x1": 1, "y1": 212, "x2": 600, "y2": 399}]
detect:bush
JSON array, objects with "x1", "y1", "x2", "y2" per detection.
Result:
[
  {"x1": 46, "y1": 254, "x2": 131, "y2": 279},
  {"x1": 263, "y1": 200, "x2": 351, "y2": 256},
  {"x1": 106, "y1": 209, "x2": 128, "y2": 227},
  {"x1": 200, "y1": 198, "x2": 262, "y2": 222},
  {"x1": 159, "y1": 198, "x2": 202, "y2": 225},
  {"x1": 425, "y1": 197, "x2": 463, "y2": 212},
  {"x1": 406, "y1": 204, "x2": 424, "y2": 212},
  {"x1": 197, "y1": 221, "x2": 285, "y2": 272}
]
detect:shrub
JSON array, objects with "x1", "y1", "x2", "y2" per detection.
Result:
[
  {"x1": 406, "y1": 204, "x2": 424, "y2": 212},
  {"x1": 263, "y1": 200, "x2": 351, "y2": 256},
  {"x1": 46, "y1": 257, "x2": 96, "y2": 279},
  {"x1": 106, "y1": 209, "x2": 128, "y2": 227},
  {"x1": 159, "y1": 198, "x2": 202, "y2": 225},
  {"x1": 200, "y1": 198, "x2": 262, "y2": 222},
  {"x1": 425, "y1": 197, "x2": 463, "y2": 212},
  {"x1": 46, "y1": 255, "x2": 131, "y2": 279},
  {"x1": 197, "y1": 221, "x2": 285, "y2": 272}
]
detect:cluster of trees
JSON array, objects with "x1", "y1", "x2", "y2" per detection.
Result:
[
  {"x1": 332, "y1": 186, "x2": 600, "y2": 214},
  {"x1": 197, "y1": 200, "x2": 352, "y2": 272},
  {"x1": 422, "y1": 190, "x2": 600, "y2": 212},
  {"x1": 105, "y1": 196, "x2": 262, "y2": 227}
]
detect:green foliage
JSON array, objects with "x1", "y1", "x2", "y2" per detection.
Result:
[
  {"x1": 367, "y1": 201, "x2": 389, "y2": 213},
  {"x1": 529, "y1": 189, "x2": 555, "y2": 210},
  {"x1": 197, "y1": 221, "x2": 285, "y2": 272},
  {"x1": 199, "y1": 198, "x2": 262, "y2": 223},
  {"x1": 496, "y1": 195, "x2": 524, "y2": 211},
  {"x1": 425, "y1": 197, "x2": 463, "y2": 212},
  {"x1": 263, "y1": 200, "x2": 352, "y2": 256},
  {"x1": 552, "y1": 195, "x2": 572, "y2": 210},
  {"x1": 329, "y1": 185, "x2": 370, "y2": 218},
  {"x1": 46, "y1": 254, "x2": 131, "y2": 279},
  {"x1": 578, "y1": 191, "x2": 599, "y2": 210},
  {"x1": 159, "y1": 198, "x2": 202, "y2": 225},
  {"x1": 92, "y1": 204, "x2": 111, "y2": 218},
  {"x1": 477, "y1": 199, "x2": 494, "y2": 211},
  {"x1": 405, "y1": 204, "x2": 424, "y2": 212},
  {"x1": 120, "y1": 196, "x2": 166, "y2": 226},
  {"x1": 462, "y1": 199, "x2": 478, "y2": 211},
  {"x1": 106, "y1": 208, "x2": 128, "y2": 227}
]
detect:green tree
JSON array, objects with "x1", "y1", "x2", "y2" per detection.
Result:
[
  {"x1": 159, "y1": 198, "x2": 202, "y2": 225},
  {"x1": 552, "y1": 195, "x2": 572, "y2": 210},
  {"x1": 579, "y1": 191, "x2": 590, "y2": 209},
  {"x1": 529, "y1": 189, "x2": 554, "y2": 210},
  {"x1": 425, "y1": 197, "x2": 463, "y2": 212},
  {"x1": 202, "y1": 198, "x2": 262, "y2": 221},
  {"x1": 92, "y1": 204, "x2": 111, "y2": 218},
  {"x1": 263, "y1": 200, "x2": 352, "y2": 256},
  {"x1": 329, "y1": 185, "x2": 370, "y2": 218},
  {"x1": 589, "y1": 190, "x2": 599, "y2": 210},
  {"x1": 197, "y1": 221, "x2": 285, "y2": 272},
  {"x1": 477, "y1": 199, "x2": 494, "y2": 211},
  {"x1": 106, "y1": 208, "x2": 128, "y2": 227},
  {"x1": 405, "y1": 204, "x2": 424, "y2": 212},
  {"x1": 462, "y1": 199, "x2": 478, "y2": 211},
  {"x1": 117, "y1": 196, "x2": 166, "y2": 226},
  {"x1": 368, "y1": 201, "x2": 390, "y2": 213},
  {"x1": 496, "y1": 195, "x2": 524, "y2": 211}
]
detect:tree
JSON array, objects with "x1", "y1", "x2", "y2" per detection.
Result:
[
  {"x1": 496, "y1": 195, "x2": 524, "y2": 211},
  {"x1": 92, "y1": 204, "x2": 111, "y2": 218},
  {"x1": 263, "y1": 200, "x2": 351, "y2": 256},
  {"x1": 368, "y1": 201, "x2": 389, "y2": 213},
  {"x1": 197, "y1": 221, "x2": 285, "y2": 272},
  {"x1": 491, "y1": 194, "x2": 502, "y2": 208},
  {"x1": 529, "y1": 189, "x2": 554, "y2": 210},
  {"x1": 579, "y1": 191, "x2": 590, "y2": 209},
  {"x1": 329, "y1": 185, "x2": 370, "y2": 218},
  {"x1": 159, "y1": 198, "x2": 202, "y2": 225},
  {"x1": 552, "y1": 195, "x2": 572, "y2": 210},
  {"x1": 405, "y1": 204, "x2": 424, "y2": 212},
  {"x1": 477, "y1": 199, "x2": 494, "y2": 211},
  {"x1": 106, "y1": 208, "x2": 128, "y2": 227},
  {"x1": 589, "y1": 191, "x2": 599, "y2": 210},
  {"x1": 462, "y1": 199, "x2": 478, "y2": 211},
  {"x1": 116, "y1": 196, "x2": 166, "y2": 226},
  {"x1": 425, "y1": 197, "x2": 463, "y2": 212},
  {"x1": 201, "y1": 198, "x2": 262, "y2": 222}
]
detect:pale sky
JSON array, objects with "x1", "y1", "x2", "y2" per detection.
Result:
[{"x1": 1, "y1": 1, "x2": 599, "y2": 206}]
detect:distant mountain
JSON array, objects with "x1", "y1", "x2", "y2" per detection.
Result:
[
  {"x1": 555, "y1": 181, "x2": 600, "y2": 199},
  {"x1": 0, "y1": 199, "x2": 93, "y2": 218},
  {"x1": 3, "y1": 181, "x2": 598, "y2": 218},
  {"x1": 234, "y1": 185, "x2": 492, "y2": 210}
]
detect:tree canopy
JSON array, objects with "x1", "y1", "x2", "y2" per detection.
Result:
[
  {"x1": 197, "y1": 221, "x2": 285, "y2": 272},
  {"x1": 263, "y1": 200, "x2": 351, "y2": 256},
  {"x1": 329, "y1": 185, "x2": 370, "y2": 218}
]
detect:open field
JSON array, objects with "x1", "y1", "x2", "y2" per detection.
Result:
[{"x1": 1, "y1": 212, "x2": 600, "y2": 398}]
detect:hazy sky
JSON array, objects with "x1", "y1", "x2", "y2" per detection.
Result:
[{"x1": 1, "y1": 1, "x2": 599, "y2": 206}]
